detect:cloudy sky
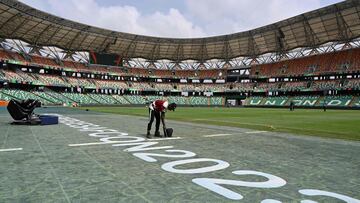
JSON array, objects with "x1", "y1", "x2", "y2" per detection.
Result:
[{"x1": 19, "y1": 0, "x2": 343, "y2": 38}]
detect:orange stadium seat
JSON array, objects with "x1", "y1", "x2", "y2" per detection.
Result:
[
  {"x1": 0, "y1": 50, "x2": 11, "y2": 60},
  {"x1": 31, "y1": 55, "x2": 59, "y2": 67},
  {"x1": 251, "y1": 48, "x2": 360, "y2": 78}
]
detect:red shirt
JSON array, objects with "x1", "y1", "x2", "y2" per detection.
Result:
[{"x1": 151, "y1": 100, "x2": 168, "y2": 112}]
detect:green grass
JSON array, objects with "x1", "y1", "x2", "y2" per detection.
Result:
[{"x1": 79, "y1": 106, "x2": 360, "y2": 141}]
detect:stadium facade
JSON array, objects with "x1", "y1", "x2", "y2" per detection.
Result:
[{"x1": 0, "y1": 0, "x2": 360, "y2": 108}]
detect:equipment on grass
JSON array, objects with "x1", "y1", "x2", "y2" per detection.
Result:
[
  {"x1": 7, "y1": 99, "x2": 41, "y2": 125},
  {"x1": 7, "y1": 99, "x2": 59, "y2": 125},
  {"x1": 164, "y1": 128, "x2": 173, "y2": 137},
  {"x1": 39, "y1": 115, "x2": 59, "y2": 125}
]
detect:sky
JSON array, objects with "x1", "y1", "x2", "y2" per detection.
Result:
[{"x1": 19, "y1": 0, "x2": 343, "y2": 38}]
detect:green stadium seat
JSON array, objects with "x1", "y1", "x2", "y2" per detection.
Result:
[
  {"x1": 263, "y1": 97, "x2": 289, "y2": 106},
  {"x1": 33, "y1": 91, "x2": 64, "y2": 105},
  {"x1": 318, "y1": 95, "x2": 353, "y2": 107},
  {"x1": 210, "y1": 97, "x2": 222, "y2": 105},
  {"x1": 0, "y1": 89, "x2": 51, "y2": 105},
  {"x1": 246, "y1": 97, "x2": 264, "y2": 105},
  {"x1": 189, "y1": 97, "x2": 208, "y2": 105},
  {"x1": 88, "y1": 94, "x2": 119, "y2": 104},
  {"x1": 62, "y1": 93, "x2": 98, "y2": 105},
  {"x1": 112, "y1": 95, "x2": 130, "y2": 104},
  {"x1": 45, "y1": 91, "x2": 74, "y2": 105},
  {"x1": 351, "y1": 97, "x2": 360, "y2": 107},
  {"x1": 168, "y1": 96, "x2": 188, "y2": 105},
  {"x1": 123, "y1": 95, "x2": 147, "y2": 104},
  {"x1": 290, "y1": 96, "x2": 319, "y2": 106}
]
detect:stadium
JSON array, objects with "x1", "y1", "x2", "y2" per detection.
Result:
[{"x1": 0, "y1": 0, "x2": 360, "y2": 202}]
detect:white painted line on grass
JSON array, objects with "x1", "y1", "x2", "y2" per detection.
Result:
[
  {"x1": 148, "y1": 137, "x2": 182, "y2": 141},
  {"x1": 69, "y1": 137, "x2": 183, "y2": 147},
  {"x1": 203, "y1": 134, "x2": 232, "y2": 137},
  {"x1": 245, "y1": 131, "x2": 268, "y2": 134},
  {"x1": 69, "y1": 141, "x2": 127, "y2": 147},
  {"x1": 0, "y1": 148, "x2": 23, "y2": 152}
]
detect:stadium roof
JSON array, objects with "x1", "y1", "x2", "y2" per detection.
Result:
[{"x1": 0, "y1": 0, "x2": 359, "y2": 61}]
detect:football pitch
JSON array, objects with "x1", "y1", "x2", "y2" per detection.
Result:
[
  {"x1": 81, "y1": 106, "x2": 360, "y2": 141},
  {"x1": 1, "y1": 106, "x2": 360, "y2": 202}
]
